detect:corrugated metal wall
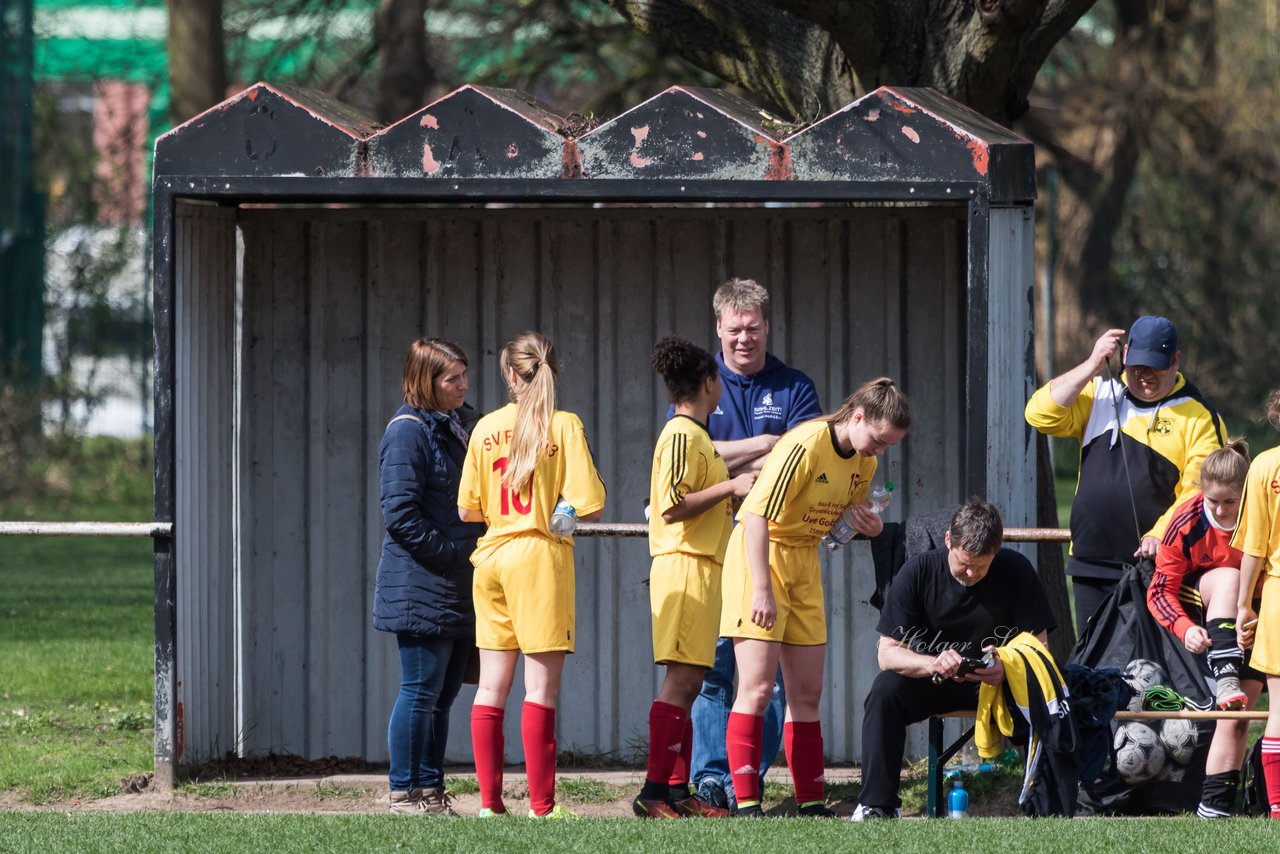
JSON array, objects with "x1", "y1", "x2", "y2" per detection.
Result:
[
  {"x1": 174, "y1": 202, "x2": 237, "y2": 761},
  {"x1": 175, "y1": 200, "x2": 1032, "y2": 765}
]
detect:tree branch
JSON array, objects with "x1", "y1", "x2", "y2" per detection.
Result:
[{"x1": 598, "y1": 0, "x2": 854, "y2": 121}]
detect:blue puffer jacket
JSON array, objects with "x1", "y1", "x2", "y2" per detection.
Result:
[{"x1": 373, "y1": 403, "x2": 485, "y2": 638}]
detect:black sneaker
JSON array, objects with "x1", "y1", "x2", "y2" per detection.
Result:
[
  {"x1": 797, "y1": 802, "x2": 835, "y2": 817},
  {"x1": 849, "y1": 803, "x2": 899, "y2": 821},
  {"x1": 734, "y1": 803, "x2": 765, "y2": 818}
]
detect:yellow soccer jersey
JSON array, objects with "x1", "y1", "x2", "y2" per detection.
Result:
[
  {"x1": 736, "y1": 419, "x2": 876, "y2": 548},
  {"x1": 460, "y1": 403, "x2": 607, "y2": 566},
  {"x1": 1233, "y1": 446, "x2": 1280, "y2": 577},
  {"x1": 648, "y1": 415, "x2": 733, "y2": 563}
]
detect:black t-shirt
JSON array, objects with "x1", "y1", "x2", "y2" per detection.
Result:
[{"x1": 876, "y1": 547, "x2": 1056, "y2": 658}]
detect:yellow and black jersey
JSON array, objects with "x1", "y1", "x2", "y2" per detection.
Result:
[
  {"x1": 736, "y1": 419, "x2": 876, "y2": 548},
  {"x1": 459, "y1": 403, "x2": 607, "y2": 566},
  {"x1": 648, "y1": 415, "x2": 733, "y2": 563},
  {"x1": 1233, "y1": 446, "x2": 1280, "y2": 577},
  {"x1": 1025, "y1": 373, "x2": 1226, "y2": 576}
]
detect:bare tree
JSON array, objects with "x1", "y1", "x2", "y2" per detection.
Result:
[{"x1": 599, "y1": 0, "x2": 1099, "y2": 124}]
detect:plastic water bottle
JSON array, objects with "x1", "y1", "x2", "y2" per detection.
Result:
[
  {"x1": 947, "y1": 778, "x2": 968, "y2": 819},
  {"x1": 869, "y1": 482, "x2": 894, "y2": 514},
  {"x1": 821, "y1": 506, "x2": 858, "y2": 551},
  {"x1": 549, "y1": 497, "x2": 577, "y2": 537}
]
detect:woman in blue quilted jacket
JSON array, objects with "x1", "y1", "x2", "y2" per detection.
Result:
[{"x1": 374, "y1": 338, "x2": 485, "y2": 815}]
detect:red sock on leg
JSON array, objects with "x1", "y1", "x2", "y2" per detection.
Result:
[
  {"x1": 726, "y1": 712, "x2": 763, "y2": 805},
  {"x1": 645, "y1": 701, "x2": 685, "y2": 786},
  {"x1": 1262, "y1": 737, "x2": 1280, "y2": 817},
  {"x1": 784, "y1": 720, "x2": 825, "y2": 806},
  {"x1": 470, "y1": 704, "x2": 505, "y2": 811},
  {"x1": 523, "y1": 701, "x2": 558, "y2": 816},
  {"x1": 669, "y1": 716, "x2": 694, "y2": 790}
]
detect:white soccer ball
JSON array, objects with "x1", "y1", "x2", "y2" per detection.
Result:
[
  {"x1": 1122, "y1": 659, "x2": 1168, "y2": 710},
  {"x1": 1159, "y1": 718, "x2": 1202, "y2": 765},
  {"x1": 1114, "y1": 722, "x2": 1167, "y2": 784}
]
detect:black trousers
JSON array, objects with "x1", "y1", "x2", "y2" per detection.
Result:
[
  {"x1": 1071, "y1": 575, "x2": 1117, "y2": 638},
  {"x1": 858, "y1": 671, "x2": 980, "y2": 809}
]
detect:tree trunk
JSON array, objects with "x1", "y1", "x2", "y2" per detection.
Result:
[
  {"x1": 166, "y1": 0, "x2": 227, "y2": 124},
  {"x1": 375, "y1": 0, "x2": 435, "y2": 124}
]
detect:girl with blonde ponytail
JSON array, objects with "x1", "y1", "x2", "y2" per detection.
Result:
[{"x1": 458, "y1": 331, "x2": 606, "y2": 819}]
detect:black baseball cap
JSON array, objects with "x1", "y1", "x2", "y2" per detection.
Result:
[{"x1": 1126, "y1": 316, "x2": 1178, "y2": 370}]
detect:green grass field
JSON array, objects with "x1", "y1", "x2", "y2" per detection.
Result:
[
  {"x1": 0, "y1": 438, "x2": 155, "y2": 801},
  {"x1": 0, "y1": 813, "x2": 1275, "y2": 854}
]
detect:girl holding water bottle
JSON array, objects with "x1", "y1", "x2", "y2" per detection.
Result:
[
  {"x1": 720, "y1": 377, "x2": 912, "y2": 816},
  {"x1": 458, "y1": 331, "x2": 607, "y2": 819}
]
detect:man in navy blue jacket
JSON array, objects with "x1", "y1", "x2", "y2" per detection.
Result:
[{"x1": 686, "y1": 278, "x2": 822, "y2": 811}]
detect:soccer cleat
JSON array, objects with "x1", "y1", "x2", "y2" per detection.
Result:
[
  {"x1": 477, "y1": 806, "x2": 510, "y2": 818},
  {"x1": 733, "y1": 803, "x2": 765, "y2": 818},
  {"x1": 850, "y1": 803, "x2": 900, "y2": 821},
  {"x1": 632, "y1": 796, "x2": 681, "y2": 819},
  {"x1": 1196, "y1": 802, "x2": 1231, "y2": 820},
  {"x1": 797, "y1": 801, "x2": 835, "y2": 817},
  {"x1": 1216, "y1": 676, "x2": 1247, "y2": 711},
  {"x1": 529, "y1": 803, "x2": 580, "y2": 820},
  {"x1": 672, "y1": 795, "x2": 730, "y2": 818}
]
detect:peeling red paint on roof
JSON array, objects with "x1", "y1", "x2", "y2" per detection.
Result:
[
  {"x1": 696, "y1": 130, "x2": 707, "y2": 138},
  {"x1": 889, "y1": 101, "x2": 917, "y2": 115},
  {"x1": 901, "y1": 126, "x2": 920, "y2": 144},
  {"x1": 247, "y1": 90, "x2": 259, "y2": 101},
  {"x1": 692, "y1": 152, "x2": 704, "y2": 161},
  {"x1": 764, "y1": 144, "x2": 792, "y2": 181},
  {"x1": 632, "y1": 125, "x2": 650, "y2": 145},
  {"x1": 967, "y1": 140, "x2": 989, "y2": 176},
  {"x1": 420, "y1": 114, "x2": 439, "y2": 129},
  {"x1": 562, "y1": 140, "x2": 583, "y2": 178},
  {"x1": 506, "y1": 143, "x2": 519, "y2": 158},
  {"x1": 865, "y1": 108, "x2": 880, "y2": 122},
  {"x1": 423, "y1": 143, "x2": 441, "y2": 174}
]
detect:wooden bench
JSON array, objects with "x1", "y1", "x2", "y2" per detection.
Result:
[{"x1": 925, "y1": 709, "x2": 1268, "y2": 818}]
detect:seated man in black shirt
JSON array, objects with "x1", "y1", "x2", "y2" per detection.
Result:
[{"x1": 851, "y1": 499, "x2": 1056, "y2": 820}]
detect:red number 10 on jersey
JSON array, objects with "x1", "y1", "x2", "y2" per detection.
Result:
[{"x1": 492, "y1": 456, "x2": 533, "y2": 516}]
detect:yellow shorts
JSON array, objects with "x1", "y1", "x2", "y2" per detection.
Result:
[
  {"x1": 1249, "y1": 573, "x2": 1280, "y2": 675},
  {"x1": 719, "y1": 526, "x2": 825, "y2": 646},
  {"x1": 473, "y1": 534, "x2": 575, "y2": 654},
  {"x1": 649, "y1": 553, "x2": 721, "y2": 668}
]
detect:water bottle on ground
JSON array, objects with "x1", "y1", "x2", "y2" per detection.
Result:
[
  {"x1": 549, "y1": 497, "x2": 577, "y2": 537},
  {"x1": 869, "y1": 482, "x2": 894, "y2": 514},
  {"x1": 947, "y1": 778, "x2": 969, "y2": 819}
]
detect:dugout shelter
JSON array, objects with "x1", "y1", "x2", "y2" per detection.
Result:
[{"x1": 150, "y1": 82, "x2": 1036, "y2": 787}]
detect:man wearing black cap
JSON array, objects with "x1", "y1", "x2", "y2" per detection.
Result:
[{"x1": 1025, "y1": 316, "x2": 1228, "y2": 635}]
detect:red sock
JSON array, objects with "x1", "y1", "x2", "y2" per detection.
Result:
[
  {"x1": 645, "y1": 701, "x2": 685, "y2": 786},
  {"x1": 523, "y1": 701, "x2": 558, "y2": 816},
  {"x1": 726, "y1": 712, "x2": 763, "y2": 804},
  {"x1": 470, "y1": 704, "x2": 505, "y2": 811},
  {"x1": 784, "y1": 720, "x2": 825, "y2": 805},
  {"x1": 1262, "y1": 737, "x2": 1280, "y2": 816},
  {"x1": 669, "y1": 716, "x2": 694, "y2": 790}
]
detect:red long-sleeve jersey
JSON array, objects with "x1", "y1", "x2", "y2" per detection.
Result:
[{"x1": 1147, "y1": 492, "x2": 1254, "y2": 641}]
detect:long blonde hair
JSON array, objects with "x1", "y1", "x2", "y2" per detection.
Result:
[{"x1": 500, "y1": 331, "x2": 559, "y2": 494}]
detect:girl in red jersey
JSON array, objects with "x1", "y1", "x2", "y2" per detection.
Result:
[{"x1": 1147, "y1": 437, "x2": 1260, "y2": 818}]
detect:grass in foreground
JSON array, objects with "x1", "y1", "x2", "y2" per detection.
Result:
[
  {"x1": 0, "y1": 437, "x2": 154, "y2": 802},
  {"x1": 1, "y1": 813, "x2": 1277, "y2": 854}
]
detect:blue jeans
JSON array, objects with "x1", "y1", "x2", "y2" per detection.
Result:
[
  {"x1": 689, "y1": 636, "x2": 786, "y2": 797},
  {"x1": 388, "y1": 634, "x2": 471, "y2": 792}
]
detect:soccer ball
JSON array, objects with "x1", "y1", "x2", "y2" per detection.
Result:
[
  {"x1": 1122, "y1": 659, "x2": 1168, "y2": 711},
  {"x1": 1114, "y1": 722, "x2": 1167, "y2": 784},
  {"x1": 1159, "y1": 718, "x2": 1202, "y2": 765}
]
